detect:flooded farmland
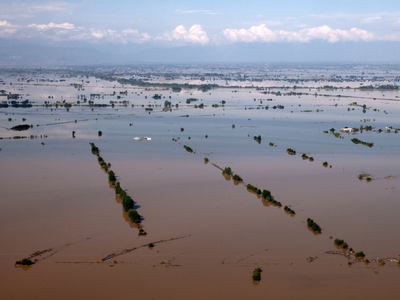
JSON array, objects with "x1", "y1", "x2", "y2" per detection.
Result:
[{"x1": 1, "y1": 64, "x2": 400, "y2": 299}]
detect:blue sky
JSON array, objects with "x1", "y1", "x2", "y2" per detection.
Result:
[{"x1": 1, "y1": 1, "x2": 400, "y2": 62}]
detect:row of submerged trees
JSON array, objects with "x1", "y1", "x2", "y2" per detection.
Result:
[{"x1": 89, "y1": 142, "x2": 146, "y2": 236}]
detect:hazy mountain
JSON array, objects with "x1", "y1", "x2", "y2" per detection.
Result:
[
  {"x1": 0, "y1": 40, "x2": 116, "y2": 66},
  {"x1": 0, "y1": 39, "x2": 399, "y2": 66}
]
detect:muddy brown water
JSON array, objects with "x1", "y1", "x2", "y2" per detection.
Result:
[{"x1": 1, "y1": 76, "x2": 400, "y2": 299}]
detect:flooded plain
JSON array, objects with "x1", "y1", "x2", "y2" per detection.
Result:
[{"x1": 1, "y1": 65, "x2": 400, "y2": 299}]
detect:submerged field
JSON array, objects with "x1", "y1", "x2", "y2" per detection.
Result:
[{"x1": 1, "y1": 65, "x2": 400, "y2": 299}]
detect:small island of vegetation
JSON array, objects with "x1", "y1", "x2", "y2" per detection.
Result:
[
  {"x1": 307, "y1": 218, "x2": 322, "y2": 234},
  {"x1": 252, "y1": 267, "x2": 262, "y2": 281},
  {"x1": 287, "y1": 148, "x2": 296, "y2": 155},
  {"x1": 351, "y1": 138, "x2": 374, "y2": 148}
]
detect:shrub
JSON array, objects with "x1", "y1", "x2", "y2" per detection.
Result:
[
  {"x1": 284, "y1": 206, "x2": 296, "y2": 215},
  {"x1": 247, "y1": 184, "x2": 259, "y2": 193},
  {"x1": 89, "y1": 142, "x2": 99, "y2": 155},
  {"x1": 301, "y1": 153, "x2": 309, "y2": 160},
  {"x1": 307, "y1": 218, "x2": 322, "y2": 234},
  {"x1": 334, "y1": 239, "x2": 344, "y2": 247},
  {"x1": 108, "y1": 170, "x2": 116, "y2": 183},
  {"x1": 232, "y1": 174, "x2": 243, "y2": 181},
  {"x1": 287, "y1": 148, "x2": 296, "y2": 155},
  {"x1": 262, "y1": 189, "x2": 271, "y2": 200},
  {"x1": 15, "y1": 258, "x2": 34, "y2": 266},
  {"x1": 183, "y1": 145, "x2": 193, "y2": 153},
  {"x1": 128, "y1": 209, "x2": 141, "y2": 223},
  {"x1": 122, "y1": 195, "x2": 134, "y2": 212},
  {"x1": 355, "y1": 251, "x2": 365, "y2": 258},
  {"x1": 252, "y1": 267, "x2": 262, "y2": 281},
  {"x1": 222, "y1": 167, "x2": 232, "y2": 176}
]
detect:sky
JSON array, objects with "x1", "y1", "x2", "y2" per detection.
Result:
[{"x1": 1, "y1": 0, "x2": 400, "y2": 63}]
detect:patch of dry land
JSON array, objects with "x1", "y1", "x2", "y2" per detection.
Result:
[{"x1": 1, "y1": 64, "x2": 400, "y2": 299}]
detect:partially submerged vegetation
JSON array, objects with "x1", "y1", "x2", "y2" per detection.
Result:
[
  {"x1": 15, "y1": 258, "x2": 34, "y2": 266},
  {"x1": 183, "y1": 145, "x2": 193, "y2": 153},
  {"x1": 10, "y1": 124, "x2": 31, "y2": 131},
  {"x1": 284, "y1": 206, "x2": 296, "y2": 215},
  {"x1": 334, "y1": 238, "x2": 349, "y2": 249},
  {"x1": 252, "y1": 267, "x2": 262, "y2": 281},
  {"x1": 89, "y1": 142, "x2": 145, "y2": 235},
  {"x1": 351, "y1": 138, "x2": 374, "y2": 148},
  {"x1": 254, "y1": 135, "x2": 261, "y2": 143},
  {"x1": 232, "y1": 174, "x2": 243, "y2": 182},
  {"x1": 287, "y1": 148, "x2": 296, "y2": 155},
  {"x1": 307, "y1": 218, "x2": 322, "y2": 234},
  {"x1": 5, "y1": 65, "x2": 400, "y2": 282},
  {"x1": 222, "y1": 167, "x2": 232, "y2": 176}
]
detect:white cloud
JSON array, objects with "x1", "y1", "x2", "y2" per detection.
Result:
[
  {"x1": 0, "y1": 20, "x2": 12, "y2": 27},
  {"x1": 83, "y1": 28, "x2": 150, "y2": 44},
  {"x1": 29, "y1": 2, "x2": 75, "y2": 12},
  {"x1": 361, "y1": 16, "x2": 381, "y2": 24},
  {"x1": 161, "y1": 24, "x2": 209, "y2": 44},
  {"x1": 223, "y1": 24, "x2": 374, "y2": 43},
  {"x1": 48, "y1": 22, "x2": 75, "y2": 30},
  {"x1": 28, "y1": 22, "x2": 75, "y2": 31},
  {"x1": 1, "y1": 19, "x2": 150, "y2": 44},
  {"x1": 0, "y1": 20, "x2": 17, "y2": 37}
]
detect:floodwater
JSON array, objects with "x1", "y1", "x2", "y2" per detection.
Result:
[{"x1": 1, "y1": 67, "x2": 400, "y2": 299}]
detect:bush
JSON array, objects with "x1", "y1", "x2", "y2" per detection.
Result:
[
  {"x1": 334, "y1": 239, "x2": 344, "y2": 247},
  {"x1": 183, "y1": 145, "x2": 193, "y2": 153},
  {"x1": 222, "y1": 167, "x2": 232, "y2": 176},
  {"x1": 355, "y1": 251, "x2": 365, "y2": 258},
  {"x1": 307, "y1": 218, "x2": 322, "y2": 233},
  {"x1": 287, "y1": 148, "x2": 296, "y2": 155},
  {"x1": 108, "y1": 170, "x2": 116, "y2": 183},
  {"x1": 232, "y1": 174, "x2": 243, "y2": 181},
  {"x1": 284, "y1": 206, "x2": 296, "y2": 215},
  {"x1": 122, "y1": 195, "x2": 134, "y2": 212},
  {"x1": 247, "y1": 184, "x2": 257, "y2": 192},
  {"x1": 15, "y1": 258, "x2": 34, "y2": 266},
  {"x1": 262, "y1": 189, "x2": 271, "y2": 200},
  {"x1": 252, "y1": 267, "x2": 262, "y2": 281},
  {"x1": 89, "y1": 142, "x2": 99, "y2": 155},
  {"x1": 128, "y1": 209, "x2": 141, "y2": 223}
]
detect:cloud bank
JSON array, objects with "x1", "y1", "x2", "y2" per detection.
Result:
[
  {"x1": 223, "y1": 24, "x2": 374, "y2": 43},
  {"x1": 1, "y1": 20, "x2": 400, "y2": 45},
  {"x1": 169, "y1": 24, "x2": 209, "y2": 44},
  {"x1": 0, "y1": 20, "x2": 151, "y2": 43}
]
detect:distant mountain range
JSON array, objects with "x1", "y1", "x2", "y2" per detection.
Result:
[{"x1": 0, "y1": 39, "x2": 399, "y2": 66}]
